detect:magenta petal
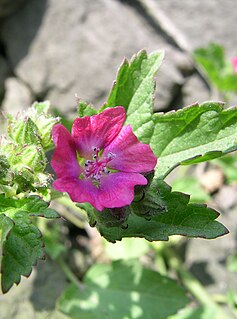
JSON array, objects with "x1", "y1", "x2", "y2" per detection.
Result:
[
  {"x1": 103, "y1": 125, "x2": 157, "y2": 173},
  {"x1": 72, "y1": 107, "x2": 126, "y2": 157},
  {"x1": 98, "y1": 172, "x2": 147, "y2": 208},
  {"x1": 51, "y1": 124, "x2": 81, "y2": 178},
  {"x1": 232, "y1": 57, "x2": 237, "y2": 73},
  {"x1": 53, "y1": 177, "x2": 104, "y2": 211}
]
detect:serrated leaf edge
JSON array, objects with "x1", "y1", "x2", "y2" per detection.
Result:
[{"x1": 1, "y1": 215, "x2": 45, "y2": 293}]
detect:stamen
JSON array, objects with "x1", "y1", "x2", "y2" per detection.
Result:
[
  {"x1": 85, "y1": 160, "x2": 92, "y2": 166},
  {"x1": 82, "y1": 146, "x2": 116, "y2": 185},
  {"x1": 107, "y1": 152, "x2": 116, "y2": 160}
]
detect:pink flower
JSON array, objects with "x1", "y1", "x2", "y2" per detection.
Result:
[
  {"x1": 51, "y1": 107, "x2": 157, "y2": 211},
  {"x1": 232, "y1": 57, "x2": 237, "y2": 74}
]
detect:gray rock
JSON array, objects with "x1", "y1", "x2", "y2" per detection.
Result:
[
  {"x1": 0, "y1": 55, "x2": 10, "y2": 102},
  {"x1": 186, "y1": 204, "x2": 237, "y2": 295},
  {"x1": 154, "y1": 48, "x2": 185, "y2": 111},
  {"x1": 215, "y1": 185, "x2": 237, "y2": 211},
  {"x1": 1, "y1": 77, "x2": 33, "y2": 115},
  {"x1": 182, "y1": 73, "x2": 210, "y2": 106},
  {"x1": 158, "y1": 0, "x2": 237, "y2": 54},
  {"x1": 0, "y1": 0, "x2": 29, "y2": 20},
  {"x1": 1, "y1": 0, "x2": 186, "y2": 114}
]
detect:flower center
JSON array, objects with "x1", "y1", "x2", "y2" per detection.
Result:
[{"x1": 83, "y1": 147, "x2": 115, "y2": 184}]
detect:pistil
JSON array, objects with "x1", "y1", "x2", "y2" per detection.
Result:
[{"x1": 83, "y1": 147, "x2": 115, "y2": 183}]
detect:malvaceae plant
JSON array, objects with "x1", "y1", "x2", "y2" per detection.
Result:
[
  {"x1": 0, "y1": 48, "x2": 237, "y2": 318},
  {"x1": 51, "y1": 106, "x2": 157, "y2": 211}
]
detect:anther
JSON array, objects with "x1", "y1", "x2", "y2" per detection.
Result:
[
  {"x1": 107, "y1": 152, "x2": 116, "y2": 160},
  {"x1": 85, "y1": 160, "x2": 92, "y2": 166},
  {"x1": 93, "y1": 174, "x2": 101, "y2": 180}
]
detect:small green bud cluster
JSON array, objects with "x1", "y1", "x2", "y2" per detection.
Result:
[{"x1": 0, "y1": 101, "x2": 60, "y2": 197}]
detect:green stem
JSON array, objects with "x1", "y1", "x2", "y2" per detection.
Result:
[
  {"x1": 212, "y1": 294, "x2": 228, "y2": 304},
  {"x1": 57, "y1": 257, "x2": 84, "y2": 290},
  {"x1": 165, "y1": 248, "x2": 232, "y2": 319},
  {"x1": 155, "y1": 253, "x2": 168, "y2": 276},
  {"x1": 55, "y1": 197, "x2": 87, "y2": 229}
]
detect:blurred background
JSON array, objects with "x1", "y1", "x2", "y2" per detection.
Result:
[
  {"x1": 0, "y1": 0, "x2": 237, "y2": 318},
  {"x1": 1, "y1": 0, "x2": 236, "y2": 116}
]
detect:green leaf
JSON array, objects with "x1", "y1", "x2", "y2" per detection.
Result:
[
  {"x1": 104, "y1": 52, "x2": 237, "y2": 179},
  {"x1": 30, "y1": 101, "x2": 60, "y2": 150},
  {"x1": 7, "y1": 101, "x2": 60, "y2": 151},
  {"x1": 33, "y1": 100, "x2": 50, "y2": 113},
  {"x1": 57, "y1": 260, "x2": 189, "y2": 319},
  {"x1": 0, "y1": 154, "x2": 13, "y2": 190},
  {"x1": 0, "y1": 196, "x2": 59, "y2": 292},
  {"x1": 94, "y1": 179, "x2": 228, "y2": 242},
  {"x1": 194, "y1": 43, "x2": 237, "y2": 92},
  {"x1": 104, "y1": 238, "x2": 150, "y2": 260},
  {"x1": 168, "y1": 305, "x2": 220, "y2": 319},
  {"x1": 0, "y1": 155, "x2": 10, "y2": 181},
  {"x1": 151, "y1": 102, "x2": 237, "y2": 178},
  {"x1": 1, "y1": 138, "x2": 50, "y2": 192},
  {"x1": 0, "y1": 195, "x2": 59, "y2": 219},
  {"x1": 172, "y1": 176, "x2": 211, "y2": 203},
  {"x1": 78, "y1": 100, "x2": 98, "y2": 117},
  {"x1": 1, "y1": 211, "x2": 44, "y2": 293},
  {"x1": 9, "y1": 144, "x2": 46, "y2": 172},
  {"x1": 0, "y1": 214, "x2": 13, "y2": 270},
  {"x1": 8, "y1": 117, "x2": 41, "y2": 145},
  {"x1": 0, "y1": 184, "x2": 17, "y2": 197},
  {"x1": 104, "y1": 49, "x2": 164, "y2": 144}
]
